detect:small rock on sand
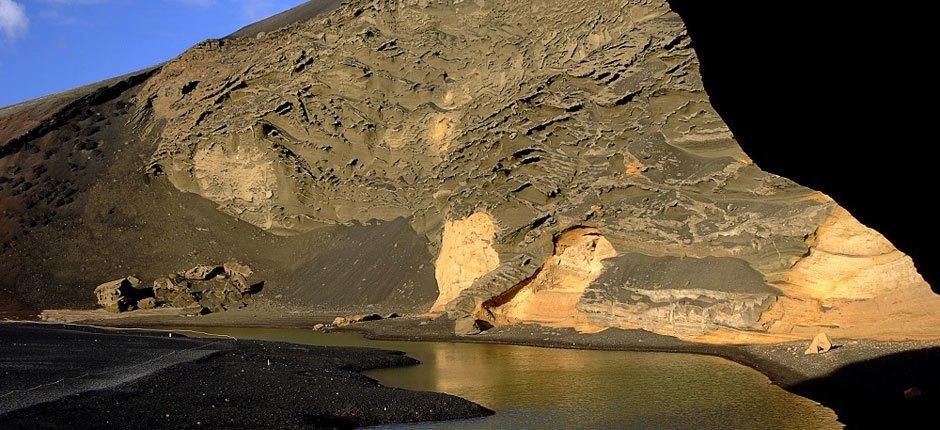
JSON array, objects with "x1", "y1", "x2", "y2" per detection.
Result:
[
  {"x1": 355, "y1": 313, "x2": 383, "y2": 322},
  {"x1": 454, "y1": 317, "x2": 493, "y2": 336},
  {"x1": 804, "y1": 332, "x2": 833, "y2": 355},
  {"x1": 137, "y1": 297, "x2": 157, "y2": 310},
  {"x1": 333, "y1": 313, "x2": 388, "y2": 327}
]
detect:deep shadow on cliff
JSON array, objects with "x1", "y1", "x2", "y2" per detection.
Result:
[
  {"x1": 669, "y1": 1, "x2": 938, "y2": 292},
  {"x1": 789, "y1": 347, "x2": 940, "y2": 429}
]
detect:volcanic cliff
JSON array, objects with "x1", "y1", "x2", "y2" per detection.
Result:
[{"x1": 1, "y1": 0, "x2": 937, "y2": 343}]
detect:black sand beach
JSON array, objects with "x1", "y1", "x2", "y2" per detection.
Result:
[{"x1": 0, "y1": 323, "x2": 491, "y2": 429}]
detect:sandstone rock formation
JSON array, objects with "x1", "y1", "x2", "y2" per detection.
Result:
[
  {"x1": 579, "y1": 254, "x2": 777, "y2": 336},
  {"x1": 432, "y1": 212, "x2": 499, "y2": 313},
  {"x1": 2, "y1": 0, "x2": 938, "y2": 343},
  {"x1": 94, "y1": 276, "x2": 149, "y2": 313},
  {"x1": 489, "y1": 227, "x2": 616, "y2": 330},
  {"x1": 804, "y1": 332, "x2": 834, "y2": 355}
]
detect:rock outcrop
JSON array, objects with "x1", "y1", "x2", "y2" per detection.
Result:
[
  {"x1": 153, "y1": 262, "x2": 263, "y2": 314},
  {"x1": 486, "y1": 227, "x2": 616, "y2": 330},
  {"x1": 95, "y1": 262, "x2": 262, "y2": 315},
  {"x1": 132, "y1": 0, "x2": 849, "y2": 338},
  {"x1": 94, "y1": 276, "x2": 151, "y2": 313},
  {"x1": 579, "y1": 254, "x2": 777, "y2": 337},
  {"x1": 804, "y1": 333, "x2": 834, "y2": 355},
  {"x1": 432, "y1": 213, "x2": 500, "y2": 313},
  {"x1": 3, "y1": 0, "x2": 938, "y2": 343}
]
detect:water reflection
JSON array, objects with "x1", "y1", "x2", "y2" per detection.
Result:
[{"x1": 173, "y1": 327, "x2": 841, "y2": 429}]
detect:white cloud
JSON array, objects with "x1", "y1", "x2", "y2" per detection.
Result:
[{"x1": 0, "y1": 0, "x2": 28, "y2": 41}]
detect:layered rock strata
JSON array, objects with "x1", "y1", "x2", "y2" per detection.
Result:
[{"x1": 2, "y1": 0, "x2": 937, "y2": 343}]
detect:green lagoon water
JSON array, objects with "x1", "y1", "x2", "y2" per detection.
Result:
[{"x1": 174, "y1": 327, "x2": 841, "y2": 429}]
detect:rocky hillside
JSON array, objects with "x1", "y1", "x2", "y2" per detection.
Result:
[{"x1": 2, "y1": 0, "x2": 937, "y2": 343}]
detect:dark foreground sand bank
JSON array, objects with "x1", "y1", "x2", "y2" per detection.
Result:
[{"x1": 0, "y1": 323, "x2": 491, "y2": 429}]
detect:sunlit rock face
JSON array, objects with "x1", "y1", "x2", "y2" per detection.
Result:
[
  {"x1": 432, "y1": 212, "x2": 499, "y2": 313},
  {"x1": 128, "y1": 0, "x2": 939, "y2": 340},
  {"x1": 4, "y1": 0, "x2": 937, "y2": 342},
  {"x1": 488, "y1": 228, "x2": 617, "y2": 330}
]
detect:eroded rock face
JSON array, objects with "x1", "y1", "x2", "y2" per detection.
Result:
[
  {"x1": 5, "y1": 0, "x2": 938, "y2": 342},
  {"x1": 780, "y1": 206, "x2": 923, "y2": 302},
  {"x1": 488, "y1": 228, "x2": 616, "y2": 329},
  {"x1": 432, "y1": 212, "x2": 499, "y2": 313},
  {"x1": 125, "y1": 0, "x2": 939, "y2": 341}
]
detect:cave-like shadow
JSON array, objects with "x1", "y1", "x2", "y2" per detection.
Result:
[
  {"x1": 790, "y1": 347, "x2": 939, "y2": 429},
  {"x1": 666, "y1": 0, "x2": 938, "y2": 292}
]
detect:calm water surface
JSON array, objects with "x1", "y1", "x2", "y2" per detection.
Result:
[{"x1": 174, "y1": 327, "x2": 841, "y2": 429}]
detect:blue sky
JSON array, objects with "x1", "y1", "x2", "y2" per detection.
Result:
[{"x1": 0, "y1": 0, "x2": 306, "y2": 107}]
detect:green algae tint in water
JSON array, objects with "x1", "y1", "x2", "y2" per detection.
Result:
[{"x1": 173, "y1": 327, "x2": 841, "y2": 429}]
